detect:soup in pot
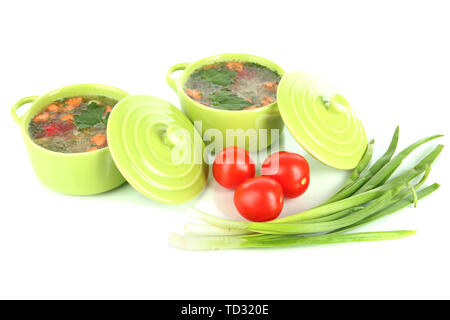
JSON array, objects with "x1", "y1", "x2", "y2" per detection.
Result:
[
  {"x1": 184, "y1": 61, "x2": 281, "y2": 111},
  {"x1": 28, "y1": 95, "x2": 118, "y2": 153}
]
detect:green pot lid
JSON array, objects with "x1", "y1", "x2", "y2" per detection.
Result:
[
  {"x1": 107, "y1": 95, "x2": 208, "y2": 204},
  {"x1": 277, "y1": 71, "x2": 367, "y2": 170}
]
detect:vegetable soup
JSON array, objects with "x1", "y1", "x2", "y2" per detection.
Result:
[
  {"x1": 184, "y1": 61, "x2": 281, "y2": 111},
  {"x1": 29, "y1": 96, "x2": 118, "y2": 153}
]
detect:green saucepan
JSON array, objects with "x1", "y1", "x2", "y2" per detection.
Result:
[
  {"x1": 166, "y1": 53, "x2": 285, "y2": 152},
  {"x1": 11, "y1": 84, "x2": 128, "y2": 195}
]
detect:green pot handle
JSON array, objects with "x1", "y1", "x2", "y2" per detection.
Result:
[
  {"x1": 166, "y1": 63, "x2": 190, "y2": 93},
  {"x1": 11, "y1": 96, "x2": 39, "y2": 125}
]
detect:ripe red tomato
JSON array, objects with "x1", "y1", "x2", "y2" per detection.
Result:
[
  {"x1": 43, "y1": 124, "x2": 61, "y2": 136},
  {"x1": 213, "y1": 147, "x2": 255, "y2": 189},
  {"x1": 261, "y1": 151, "x2": 310, "y2": 198},
  {"x1": 233, "y1": 176, "x2": 284, "y2": 222},
  {"x1": 42, "y1": 122, "x2": 74, "y2": 137}
]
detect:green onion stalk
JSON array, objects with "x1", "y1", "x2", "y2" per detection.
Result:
[
  {"x1": 169, "y1": 231, "x2": 416, "y2": 251},
  {"x1": 324, "y1": 126, "x2": 399, "y2": 204}
]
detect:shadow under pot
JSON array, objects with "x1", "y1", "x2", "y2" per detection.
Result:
[
  {"x1": 11, "y1": 83, "x2": 128, "y2": 195},
  {"x1": 166, "y1": 53, "x2": 286, "y2": 152}
]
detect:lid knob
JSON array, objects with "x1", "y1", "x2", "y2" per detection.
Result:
[
  {"x1": 322, "y1": 94, "x2": 350, "y2": 115},
  {"x1": 164, "y1": 124, "x2": 186, "y2": 147}
]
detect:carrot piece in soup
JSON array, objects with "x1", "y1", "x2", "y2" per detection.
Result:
[
  {"x1": 64, "y1": 105, "x2": 76, "y2": 112},
  {"x1": 90, "y1": 133, "x2": 106, "y2": 147},
  {"x1": 244, "y1": 105, "x2": 259, "y2": 110},
  {"x1": 87, "y1": 146, "x2": 98, "y2": 152},
  {"x1": 261, "y1": 96, "x2": 275, "y2": 106},
  {"x1": 264, "y1": 82, "x2": 278, "y2": 92},
  {"x1": 186, "y1": 89, "x2": 203, "y2": 99},
  {"x1": 104, "y1": 105, "x2": 113, "y2": 113},
  {"x1": 204, "y1": 64, "x2": 216, "y2": 70},
  {"x1": 59, "y1": 114, "x2": 74, "y2": 122},
  {"x1": 63, "y1": 97, "x2": 83, "y2": 111},
  {"x1": 226, "y1": 62, "x2": 244, "y2": 73},
  {"x1": 33, "y1": 112, "x2": 50, "y2": 123},
  {"x1": 46, "y1": 104, "x2": 61, "y2": 113},
  {"x1": 66, "y1": 97, "x2": 83, "y2": 108},
  {"x1": 192, "y1": 91, "x2": 203, "y2": 99}
]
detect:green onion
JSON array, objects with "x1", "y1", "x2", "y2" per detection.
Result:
[
  {"x1": 184, "y1": 223, "x2": 253, "y2": 236},
  {"x1": 279, "y1": 143, "x2": 443, "y2": 223},
  {"x1": 325, "y1": 126, "x2": 399, "y2": 204},
  {"x1": 370, "y1": 144, "x2": 442, "y2": 193},
  {"x1": 355, "y1": 134, "x2": 443, "y2": 194},
  {"x1": 169, "y1": 230, "x2": 416, "y2": 250},
  {"x1": 337, "y1": 139, "x2": 375, "y2": 192},
  {"x1": 304, "y1": 207, "x2": 364, "y2": 223},
  {"x1": 331, "y1": 183, "x2": 440, "y2": 234},
  {"x1": 275, "y1": 186, "x2": 391, "y2": 223},
  {"x1": 188, "y1": 189, "x2": 403, "y2": 235}
]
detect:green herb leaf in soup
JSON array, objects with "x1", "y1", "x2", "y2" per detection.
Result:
[
  {"x1": 209, "y1": 90, "x2": 253, "y2": 110},
  {"x1": 197, "y1": 68, "x2": 237, "y2": 86},
  {"x1": 74, "y1": 102, "x2": 107, "y2": 129}
]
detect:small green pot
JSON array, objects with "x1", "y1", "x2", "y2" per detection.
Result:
[
  {"x1": 11, "y1": 84, "x2": 129, "y2": 195},
  {"x1": 166, "y1": 53, "x2": 285, "y2": 152}
]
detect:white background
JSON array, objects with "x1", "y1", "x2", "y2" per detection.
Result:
[{"x1": 1, "y1": 0, "x2": 449, "y2": 299}]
